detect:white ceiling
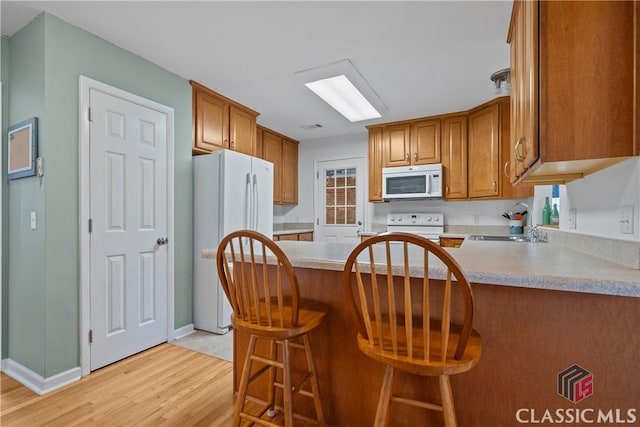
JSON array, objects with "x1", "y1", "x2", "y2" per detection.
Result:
[{"x1": 1, "y1": 1, "x2": 513, "y2": 142}]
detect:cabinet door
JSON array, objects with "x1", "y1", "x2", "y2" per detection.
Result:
[
  {"x1": 468, "y1": 104, "x2": 500, "y2": 198},
  {"x1": 383, "y1": 123, "x2": 411, "y2": 167},
  {"x1": 368, "y1": 127, "x2": 383, "y2": 202},
  {"x1": 298, "y1": 232, "x2": 313, "y2": 241},
  {"x1": 282, "y1": 138, "x2": 298, "y2": 204},
  {"x1": 229, "y1": 106, "x2": 256, "y2": 156},
  {"x1": 262, "y1": 130, "x2": 283, "y2": 203},
  {"x1": 193, "y1": 89, "x2": 229, "y2": 153},
  {"x1": 411, "y1": 119, "x2": 441, "y2": 164},
  {"x1": 510, "y1": 0, "x2": 539, "y2": 180},
  {"x1": 442, "y1": 115, "x2": 468, "y2": 200},
  {"x1": 255, "y1": 126, "x2": 264, "y2": 158}
]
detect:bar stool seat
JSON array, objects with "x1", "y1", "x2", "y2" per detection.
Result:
[
  {"x1": 217, "y1": 230, "x2": 327, "y2": 426},
  {"x1": 342, "y1": 232, "x2": 482, "y2": 426}
]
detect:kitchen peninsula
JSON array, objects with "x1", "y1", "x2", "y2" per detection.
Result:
[{"x1": 203, "y1": 239, "x2": 640, "y2": 426}]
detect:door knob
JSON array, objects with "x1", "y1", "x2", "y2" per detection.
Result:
[
  {"x1": 157, "y1": 237, "x2": 169, "y2": 246},
  {"x1": 357, "y1": 221, "x2": 362, "y2": 226}
]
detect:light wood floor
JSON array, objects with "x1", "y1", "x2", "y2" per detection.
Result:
[{"x1": 0, "y1": 343, "x2": 234, "y2": 426}]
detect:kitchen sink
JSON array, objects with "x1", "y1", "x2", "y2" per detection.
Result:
[{"x1": 467, "y1": 235, "x2": 538, "y2": 242}]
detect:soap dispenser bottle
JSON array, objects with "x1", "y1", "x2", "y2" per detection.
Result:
[
  {"x1": 551, "y1": 203, "x2": 559, "y2": 225},
  {"x1": 542, "y1": 197, "x2": 552, "y2": 225}
]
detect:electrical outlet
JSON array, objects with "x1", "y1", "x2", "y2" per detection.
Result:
[
  {"x1": 30, "y1": 211, "x2": 37, "y2": 229},
  {"x1": 472, "y1": 214, "x2": 480, "y2": 225},
  {"x1": 567, "y1": 208, "x2": 577, "y2": 229},
  {"x1": 619, "y1": 205, "x2": 634, "y2": 234}
]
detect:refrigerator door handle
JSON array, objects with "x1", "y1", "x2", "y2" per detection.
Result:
[
  {"x1": 253, "y1": 174, "x2": 259, "y2": 231},
  {"x1": 246, "y1": 172, "x2": 252, "y2": 231}
]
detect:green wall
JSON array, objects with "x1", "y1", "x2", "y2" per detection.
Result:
[
  {"x1": 5, "y1": 14, "x2": 193, "y2": 377},
  {"x1": 1, "y1": 36, "x2": 9, "y2": 359}
]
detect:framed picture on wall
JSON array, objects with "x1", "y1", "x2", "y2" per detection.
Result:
[{"x1": 7, "y1": 116, "x2": 38, "y2": 180}]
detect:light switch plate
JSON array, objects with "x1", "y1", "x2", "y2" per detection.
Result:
[
  {"x1": 619, "y1": 205, "x2": 634, "y2": 234},
  {"x1": 30, "y1": 211, "x2": 37, "y2": 229}
]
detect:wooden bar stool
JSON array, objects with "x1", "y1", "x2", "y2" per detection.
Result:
[
  {"x1": 217, "y1": 230, "x2": 327, "y2": 426},
  {"x1": 342, "y1": 232, "x2": 481, "y2": 427}
]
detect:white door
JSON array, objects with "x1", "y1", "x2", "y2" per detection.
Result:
[
  {"x1": 315, "y1": 158, "x2": 365, "y2": 244},
  {"x1": 89, "y1": 89, "x2": 168, "y2": 370}
]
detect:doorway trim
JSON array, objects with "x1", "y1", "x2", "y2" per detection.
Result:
[{"x1": 78, "y1": 76, "x2": 175, "y2": 376}]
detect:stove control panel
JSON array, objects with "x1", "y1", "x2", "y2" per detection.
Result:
[{"x1": 386, "y1": 213, "x2": 444, "y2": 226}]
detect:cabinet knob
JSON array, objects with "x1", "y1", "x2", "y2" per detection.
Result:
[
  {"x1": 406, "y1": 153, "x2": 410, "y2": 161},
  {"x1": 414, "y1": 153, "x2": 418, "y2": 161},
  {"x1": 224, "y1": 139, "x2": 229, "y2": 148},
  {"x1": 445, "y1": 186, "x2": 450, "y2": 195},
  {"x1": 492, "y1": 181, "x2": 497, "y2": 191}
]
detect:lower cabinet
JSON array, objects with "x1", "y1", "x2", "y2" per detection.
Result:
[
  {"x1": 274, "y1": 232, "x2": 313, "y2": 242},
  {"x1": 439, "y1": 237, "x2": 465, "y2": 248}
]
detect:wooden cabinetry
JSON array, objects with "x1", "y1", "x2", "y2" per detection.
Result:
[
  {"x1": 274, "y1": 232, "x2": 313, "y2": 241},
  {"x1": 281, "y1": 138, "x2": 298, "y2": 205},
  {"x1": 382, "y1": 123, "x2": 411, "y2": 167},
  {"x1": 191, "y1": 81, "x2": 259, "y2": 156},
  {"x1": 381, "y1": 120, "x2": 440, "y2": 168},
  {"x1": 468, "y1": 97, "x2": 532, "y2": 199},
  {"x1": 258, "y1": 125, "x2": 299, "y2": 205},
  {"x1": 368, "y1": 127, "x2": 383, "y2": 202},
  {"x1": 441, "y1": 115, "x2": 468, "y2": 200},
  {"x1": 508, "y1": 0, "x2": 638, "y2": 185},
  {"x1": 439, "y1": 237, "x2": 464, "y2": 248}
]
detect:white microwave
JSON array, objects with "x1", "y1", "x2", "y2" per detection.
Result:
[{"x1": 382, "y1": 164, "x2": 443, "y2": 200}]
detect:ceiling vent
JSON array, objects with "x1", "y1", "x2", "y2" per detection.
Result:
[{"x1": 301, "y1": 124, "x2": 323, "y2": 130}]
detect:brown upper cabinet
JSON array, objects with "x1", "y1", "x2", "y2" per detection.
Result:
[
  {"x1": 367, "y1": 97, "x2": 533, "y2": 202},
  {"x1": 382, "y1": 119, "x2": 440, "y2": 168},
  {"x1": 191, "y1": 81, "x2": 259, "y2": 156},
  {"x1": 508, "y1": 0, "x2": 639, "y2": 185},
  {"x1": 441, "y1": 115, "x2": 468, "y2": 200},
  {"x1": 368, "y1": 127, "x2": 383, "y2": 202},
  {"x1": 469, "y1": 97, "x2": 533, "y2": 200},
  {"x1": 257, "y1": 125, "x2": 299, "y2": 205}
]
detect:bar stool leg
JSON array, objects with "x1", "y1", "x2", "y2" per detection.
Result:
[
  {"x1": 302, "y1": 334, "x2": 325, "y2": 424},
  {"x1": 282, "y1": 339, "x2": 294, "y2": 426},
  {"x1": 374, "y1": 365, "x2": 394, "y2": 427},
  {"x1": 234, "y1": 335, "x2": 258, "y2": 427},
  {"x1": 267, "y1": 339, "x2": 277, "y2": 416},
  {"x1": 439, "y1": 375, "x2": 457, "y2": 427}
]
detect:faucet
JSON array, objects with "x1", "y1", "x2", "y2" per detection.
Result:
[{"x1": 511, "y1": 201, "x2": 538, "y2": 242}]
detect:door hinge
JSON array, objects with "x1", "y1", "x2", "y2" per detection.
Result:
[
  {"x1": 316, "y1": 218, "x2": 319, "y2": 225},
  {"x1": 88, "y1": 218, "x2": 93, "y2": 233},
  {"x1": 89, "y1": 329, "x2": 93, "y2": 344},
  {"x1": 316, "y1": 171, "x2": 319, "y2": 179},
  {"x1": 88, "y1": 107, "x2": 92, "y2": 122}
]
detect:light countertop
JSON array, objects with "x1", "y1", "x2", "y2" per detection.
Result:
[
  {"x1": 203, "y1": 239, "x2": 640, "y2": 298},
  {"x1": 273, "y1": 228, "x2": 314, "y2": 236}
]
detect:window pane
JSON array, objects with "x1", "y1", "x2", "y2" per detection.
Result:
[
  {"x1": 326, "y1": 189, "x2": 335, "y2": 206},
  {"x1": 347, "y1": 206, "x2": 356, "y2": 224},
  {"x1": 346, "y1": 187, "x2": 355, "y2": 205},
  {"x1": 336, "y1": 188, "x2": 345, "y2": 205},
  {"x1": 326, "y1": 207, "x2": 335, "y2": 224},
  {"x1": 336, "y1": 207, "x2": 345, "y2": 224},
  {"x1": 346, "y1": 168, "x2": 356, "y2": 186},
  {"x1": 336, "y1": 168, "x2": 346, "y2": 187}
]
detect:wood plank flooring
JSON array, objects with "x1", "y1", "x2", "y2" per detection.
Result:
[{"x1": 0, "y1": 343, "x2": 234, "y2": 426}]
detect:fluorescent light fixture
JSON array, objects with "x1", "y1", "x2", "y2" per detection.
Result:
[
  {"x1": 296, "y1": 59, "x2": 387, "y2": 122},
  {"x1": 305, "y1": 75, "x2": 381, "y2": 122}
]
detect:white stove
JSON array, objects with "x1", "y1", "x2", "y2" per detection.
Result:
[{"x1": 386, "y1": 213, "x2": 444, "y2": 242}]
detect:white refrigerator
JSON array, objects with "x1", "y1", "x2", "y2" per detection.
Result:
[{"x1": 193, "y1": 149, "x2": 274, "y2": 334}]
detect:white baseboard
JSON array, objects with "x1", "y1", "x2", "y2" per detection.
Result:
[
  {"x1": 1, "y1": 358, "x2": 7, "y2": 372},
  {"x1": 4, "y1": 359, "x2": 81, "y2": 395},
  {"x1": 173, "y1": 323, "x2": 195, "y2": 340}
]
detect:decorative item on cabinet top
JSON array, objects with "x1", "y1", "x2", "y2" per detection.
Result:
[{"x1": 190, "y1": 80, "x2": 259, "y2": 157}]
